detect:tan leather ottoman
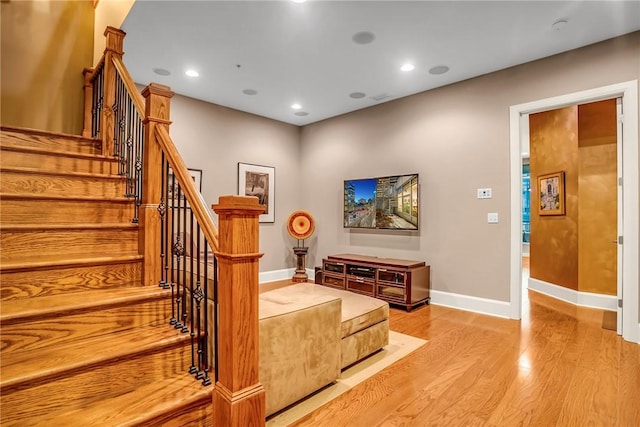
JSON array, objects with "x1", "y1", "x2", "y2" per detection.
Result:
[
  {"x1": 259, "y1": 289, "x2": 342, "y2": 416},
  {"x1": 261, "y1": 283, "x2": 389, "y2": 369}
]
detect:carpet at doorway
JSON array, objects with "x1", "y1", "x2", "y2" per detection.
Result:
[{"x1": 266, "y1": 330, "x2": 427, "y2": 426}]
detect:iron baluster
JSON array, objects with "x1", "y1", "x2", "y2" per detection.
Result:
[
  {"x1": 189, "y1": 210, "x2": 197, "y2": 376},
  {"x1": 158, "y1": 157, "x2": 169, "y2": 289},
  {"x1": 173, "y1": 184, "x2": 185, "y2": 332},
  {"x1": 180, "y1": 186, "x2": 189, "y2": 334},
  {"x1": 214, "y1": 246, "x2": 219, "y2": 382},
  {"x1": 169, "y1": 173, "x2": 179, "y2": 327}
]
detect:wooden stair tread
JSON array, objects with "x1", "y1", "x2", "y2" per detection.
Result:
[
  {"x1": 37, "y1": 375, "x2": 213, "y2": 427},
  {"x1": 0, "y1": 324, "x2": 190, "y2": 391},
  {"x1": 0, "y1": 144, "x2": 116, "y2": 162},
  {"x1": 0, "y1": 193, "x2": 133, "y2": 202},
  {"x1": 0, "y1": 253, "x2": 143, "y2": 272},
  {"x1": 0, "y1": 125, "x2": 99, "y2": 144},
  {"x1": 0, "y1": 165, "x2": 123, "y2": 180},
  {"x1": 2, "y1": 223, "x2": 139, "y2": 231},
  {"x1": 0, "y1": 286, "x2": 169, "y2": 323}
]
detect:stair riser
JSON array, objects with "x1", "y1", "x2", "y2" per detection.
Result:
[
  {"x1": 1, "y1": 228, "x2": 138, "y2": 261},
  {"x1": 0, "y1": 198, "x2": 136, "y2": 225},
  {"x1": 0, "y1": 171, "x2": 127, "y2": 198},
  {"x1": 1, "y1": 297, "x2": 174, "y2": 353},
  {"x1": 0, "y1": 130, "x2": 100, "y2": 155},
  {"x1": 1, "y1": 148, "x2": 117, "y2": 175},
  {"x1": 0, "y1": 341, "x2": 195, "y2": 423},
  {"x1": 0, "y1": 261, "x2": 143, "y2": 301}
]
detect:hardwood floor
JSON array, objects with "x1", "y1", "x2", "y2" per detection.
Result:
[{"x1": 289, "y1": 284, "x2": 640, "y2": 426}]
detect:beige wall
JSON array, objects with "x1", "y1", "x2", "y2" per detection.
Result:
[
  {"x1": 93, "y1": 0, "x2": 135, "y2": 66},
  {"x1": 167, "y1": 94, "x2": 301, "y2": 273},
  {"x1": 2, "y1": 4, "x2": 637, "y2": 309},
  {"x1": 299, "y1": 32, "x2": 639, "y2": 302},
  {"x1": 0, "y1": 0, "x2": 94, "y2": 134}
]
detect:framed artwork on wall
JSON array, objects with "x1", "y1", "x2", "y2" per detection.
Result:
[
  {"x1": 538, "y1": 171, "x2": 565, "y2": 216},
  {"x1": 238, "y1": 162, "x2": 275, "y2": 223},
  {"x1": 167, "y1": 167, "x2": 202, "y2": 205}
]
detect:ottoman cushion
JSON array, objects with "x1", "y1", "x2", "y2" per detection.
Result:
[{"x1": 262, "y1": 283, "x2": 389, "y2": 337}]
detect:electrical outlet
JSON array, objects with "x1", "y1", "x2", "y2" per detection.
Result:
[
  {"x1": 488, "y1": 213, "x2": 499, "y2": 223},
  {"x1": 477, "y1": 188, "x2": 492, "y2": 199}
]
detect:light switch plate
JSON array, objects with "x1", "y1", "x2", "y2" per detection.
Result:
[
  {"x1": 488, "y1": 213, "x2": 499, "y2": 223},
  {"x1": 477, "y1": 188, "x2": 492, "y2": 199}
]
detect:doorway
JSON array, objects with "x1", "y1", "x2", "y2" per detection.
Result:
[{"x1": 509, "y1": 81, "x2": 639, "y2": 344}]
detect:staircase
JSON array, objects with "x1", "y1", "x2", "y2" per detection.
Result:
[{"x1": 0, "y1": 126, "x2": 213, "y2": 426}]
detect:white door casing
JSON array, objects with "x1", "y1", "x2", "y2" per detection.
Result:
[
  {"x1": 509, "y1": 80, "x2": 639, "y2": 344},
  {"x1": 616, "y1": 97, "x2": 624, "y2": 333}
]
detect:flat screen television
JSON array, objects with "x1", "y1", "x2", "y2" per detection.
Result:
[{"x1": 344, "y1": 173, "x2": 419, "y2": 230}]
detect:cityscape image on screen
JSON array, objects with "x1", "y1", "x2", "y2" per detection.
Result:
[{"x1": 343, "y1": 174, "x2": 419, "y2": 230}]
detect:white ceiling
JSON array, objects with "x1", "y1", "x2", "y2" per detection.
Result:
[{"x1": 121, "y1": 1, "x2": 640, "y2": 126}]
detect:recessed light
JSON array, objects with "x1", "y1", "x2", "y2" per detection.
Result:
[
  {"x1": 352, "y1": 31, "x2": 375, "y2": 45},
  {"x1": 153, "y1": 68, "x2": 171, "y2": 76},
  {"x1": 294, "y1": 111, "x2": 309, "y2": 116},
  {"x1": 185, "y1": 69, "x2": 199, "y2": 77},
  {"x1": 292, "y1": 0, "x2": 307, "y2": 3},
  {"x1": 429, "y1": 65, "x2": 449, "y2": 75},
  {"x1": 243, "y1": 89, "x2": 258, "y2": 95},
  {"x1": 291, "y1": 103, "x2": 302, "y2": 110},
  {"x1": 400, "y1": 63, "x2": 415, "y2": 72},
  {"x1": 349, "y1": 92, "x2": 366, "y2": 99}
]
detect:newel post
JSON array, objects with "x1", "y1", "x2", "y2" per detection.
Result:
[
  {"x1": 141, "y1": 83, "x2": 174, "y2": 287},
  {"x1": 212, "y1": 196, "x2": 266, "y2": 427},
  {"x1": 82, "y1": 67, "x2": 94, "y2": 138},
  {"x1": 101, "y1": 26, "x2": 125, "y2": 155}
]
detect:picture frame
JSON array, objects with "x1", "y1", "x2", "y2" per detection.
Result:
[
  {"x1": 238, "y1": 162, "x2": 275, "y2": 223},
  {"x1": 168, "y1": 167, "x2": 202, "y2": 204},
  {"x1": 538, "y1": 171, "x2": 565, "y2": 216}
]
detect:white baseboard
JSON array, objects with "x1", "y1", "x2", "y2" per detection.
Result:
[
  {"x1": 528, "y1": 277, "x2": 618, "y2": 311},
  {"x1": 261, "y1": 271, "x2": 510, "y2": 318},
  {"x1": 429, "y1": 290, "x2": 511, "y2": 319},
  {"x1": 259, "y1": 268, "x2": 316, "y2": 284}
]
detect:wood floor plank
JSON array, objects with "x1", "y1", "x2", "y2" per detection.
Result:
[
  {"x1": 618, "y1": 340, "x2": 640, "y2": 426},
  {"x1": 290, "y1": 290, "x2": 640, "y2": 427}
]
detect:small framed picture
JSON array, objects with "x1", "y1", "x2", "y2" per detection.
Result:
[
  {"x1": 238, "y1": 162, "x2": 275, "y2": 223},
  {"x1": 538, "y1": 171, "x2": 565, "y2": 216}
]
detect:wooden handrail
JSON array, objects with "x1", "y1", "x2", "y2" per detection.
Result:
[
  {"x1": 155, "y1": 125, "x2": 220, "y2": 251},
  {"x1": 110, "y1": 54, "x2": 219, "y2": 251},
  {"x1": 111, "y1": 56, "x2": 145, "y2": 119},
  {"x1": 84, "y1": 34, "x2": 220, "y2": 269}
]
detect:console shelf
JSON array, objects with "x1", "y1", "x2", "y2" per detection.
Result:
[{"x1": 321, "y1": 253, "x2": 430, "y2": 311}]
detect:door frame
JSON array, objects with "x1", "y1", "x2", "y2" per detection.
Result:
[{"x1": 508, "y1": 80, "x2": 639, "y2": 343}]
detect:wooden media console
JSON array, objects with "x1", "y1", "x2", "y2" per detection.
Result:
[{"x1": 320, "y1": 253, "x2": 430, "y2": 311}]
